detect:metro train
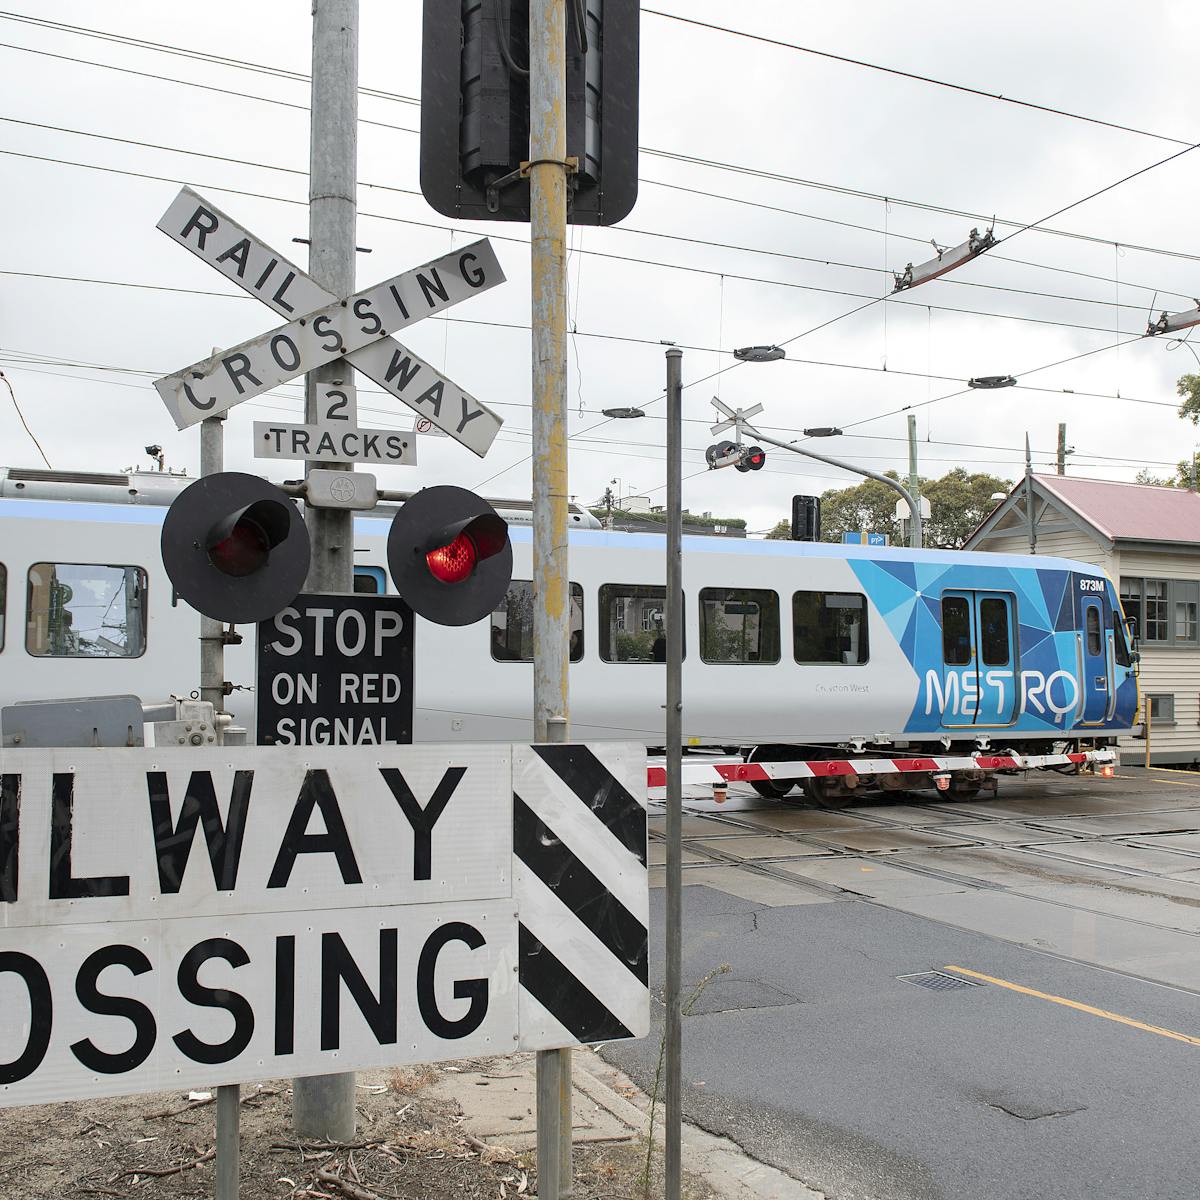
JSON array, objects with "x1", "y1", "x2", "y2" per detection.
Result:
[{"x1": 0, "y1": 467, "x2": 1138, "y2": 799}]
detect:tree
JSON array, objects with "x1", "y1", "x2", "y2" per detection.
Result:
[
  {"x1": 765, "y1": 519, "x2": 791, "y2": 540},
  {"x1": 1135, "y1": 463, "x2": 1194, "y2": 488},
  {"x1": 1177, "y1": 373, "x2": 1200, "y2": 424},
  {"x1": 800, "y1": 468, "x2": 1012, "y2": 549}
]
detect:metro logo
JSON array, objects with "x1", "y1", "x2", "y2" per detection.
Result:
[{"x1": 924, "y1": 669, "x2": 1081, "y2": 724}]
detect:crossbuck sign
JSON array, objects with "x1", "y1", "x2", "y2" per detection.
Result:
[
  {"x1": 0, "y1": 744, "x2": 648, "y2": 1106},
  {"x1": 153, "y1": 187, "x2": 505, "y2": 457}
]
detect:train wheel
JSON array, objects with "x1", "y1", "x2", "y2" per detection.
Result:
[
  {"x1": 947, "y1": 780, "x2": 982, "y2": 801},
  {"x1": 803, "y1": 777, "x2": 856, "y2": 809},
  {"x1": 745, "y1": 745, "x2": 797, "y2": 799}
]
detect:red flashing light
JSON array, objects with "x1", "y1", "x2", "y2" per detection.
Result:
[
  {"x1": 1100, "y1": 764, "x2": 1116, "y2": 778},
  {"x1": 208, "y1": 520, "x2": 270, "y2": 578},
  {"x1": 426, "y1": 532, "x2": 477, "y2": 583},
  {"x1": 746, "y1": 449, "x2": 765, "y2": 467}
]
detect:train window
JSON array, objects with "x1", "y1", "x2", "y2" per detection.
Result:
[
  {"x1": 792, "y1": 591, "x2": 868, "y2": 665},
  {"x1": 600, "y1": 584, "x2": 684, "y2": 663},
  {"x1": 942, "y1": 597, "x2": 971, "y2": 665},
  {"x1": 0, "y1": 563, "x2": 5, "y2": 650},
  {"x1": 26, "y1": 563, "x2": 148, "y2": 658},
  {"x1": 492, "y1": 581, "x2": 584, "y2": 662},
  {"x1": 353, "y1": 566, "x2": 386, "y2": 594},
  {"x1": 979, "y1": 598, "x2": 1011, "y2": 666},
  {"x1": 1113, "y1": 614, "x2": 1132, "y2": 667},
  {"x1": 700, "y1": 588, "x2": 780, "y2": 664},
  {"x1": 1085, "y1": 606, "x2": 1102, "y2": 656}
]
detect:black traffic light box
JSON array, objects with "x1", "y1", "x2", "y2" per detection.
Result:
[
  {"x1": 791, "y1": 495, "x2": 821, "y2": 542},
  {"x1": 421, "y1": 0, "x2": 639, "y2": 225}
]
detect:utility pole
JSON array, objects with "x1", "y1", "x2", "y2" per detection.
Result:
[
  {"x1": 664, "y1": 348, "x2": 683, "y2": 1200},
  {"x1": 906, "y1": 413, "x2": 922, "y2": 548},
  {"x1": 1025, "y1": 433, "x2": 1037, "y2": 555},
  {"x1": 1057, "y1": 423, "x2": 1067, "y2": 476},
  {"x1": 293, "y1": 0, "x2": 359, "y2": 1143},
  {"x1": 529, "y1": 1, "x2": 573, "y2": 1196}
]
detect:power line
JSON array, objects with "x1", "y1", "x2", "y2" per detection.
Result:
[
  {"x1": 0, "y1": 367, "x2": 50, "y2": 467},
  {"x1": 641, "y1": 9, "x2": 1193, "y2": 148},
  {"x1": 0, "y1": 149, "x2": 1167, "y2": 344},
  {"x1": 4, "y1": 23, "x2": 1200, "y2": 271},
  {"x1": 3, "y1": 114, "x2": 1182, "y2": 312}
]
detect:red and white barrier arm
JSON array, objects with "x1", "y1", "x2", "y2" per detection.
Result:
[{"x1": 646, "y1": 748, "x2": 1116, "y2": 789}]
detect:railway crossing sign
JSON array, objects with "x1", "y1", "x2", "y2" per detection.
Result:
[
  {"x1": 0, "y1": 743, "x2": 648, "y2": 1107},
  {"x1": 153, "y1": 187, "x2": 505, "y2": 457},
  {"x1": 256, "y1": 594, "x2": 415, "y2": 746}
]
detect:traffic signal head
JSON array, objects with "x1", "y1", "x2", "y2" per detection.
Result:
[
  {"x1": 161, "y1": 472, "x2": 311, "y2": 624},
  {"x1": 387, "y1": 485, "x2": 513, "y2": 626},
  {"x1": 735, "y1": 446, "x2": 766, "y2": 472},
  {"x1": 420, "y1": 0, "x2": 639, "y2": 225},
  {"x1": 791, "y1": 494, "x2": 821, "y2": 541},
  {"x1": 706, "y1": 440, "x2": 738, "y2": 469}
]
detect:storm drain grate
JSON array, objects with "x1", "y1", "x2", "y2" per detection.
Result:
[{"x1": 897, "y1": 970, "x2": 985, "y2": 992}]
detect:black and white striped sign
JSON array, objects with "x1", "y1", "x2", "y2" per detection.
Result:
[{"x1": 513, "y1": 744, "x2": 649, "y2": 1049}]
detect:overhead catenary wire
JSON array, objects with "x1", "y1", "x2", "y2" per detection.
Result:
[
  {"x1": 4, "y1": 25, "x2": 1200, "y2": 272},
  {"x1": 0, "y1": 368, "x2": 51, "y2": 467},
  {"x1": 0, "y1": 115, "x2": 1187, "y2": 313}
]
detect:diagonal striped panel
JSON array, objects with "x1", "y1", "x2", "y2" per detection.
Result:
[{"x1": 513, "y1": 743, "x2": 648, "y2": 1050}]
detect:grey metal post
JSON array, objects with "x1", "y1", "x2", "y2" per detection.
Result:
[
  {"x1": 747, "y1": 430, "x2": 923, "y2": 548},
  {"x1": 1025, "y1": 433, "x2": 1037, "y2": 555},
  {"x1": 199, "y1": 413, "x2": 241, "y2": 1199},
  {"x1": 529, "y1": 0, "x2": 573, "y2": 1194},
  {"x1": 906, "y1": 414, "x2": 921, "y2": 547},
  {"x1": 293, "y1": 0, "x2": 358, "y2": 1142},
  {"x1": 664, "y1": 348, "x2": 684, "y2": 1200}
]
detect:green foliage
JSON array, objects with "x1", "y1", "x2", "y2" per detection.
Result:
[
  {"x1": 588, "y1": 508, "x2": 747, "y2": 530},
  {"x1": 765, "y1": 519, "x2": 791, "y2": 540},
  {"x1": 1177, "y1": 373, "x2": 1200, "y2": 424},
  {"x1": 812, "y1": 468, "x2": 1012, "y2": 549},
  {"x1": 1135, "y1": 462, "x2": 1194, "y2": 488},
  {"x1": 615, "y1": 630, "x2": 658, "y2": 661}
]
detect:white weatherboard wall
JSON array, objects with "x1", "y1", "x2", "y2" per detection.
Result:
[{"x1": 0, "y1": 744, "x2": 647, "y2": 1107}]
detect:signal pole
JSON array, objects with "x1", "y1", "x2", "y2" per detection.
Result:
[
  {"x1": 906, "y1": 414, "x2": 921, "y2": 547},
  {"x1": 293, "y1": 0, "x2": 358, "y2": 1142},
  {"x1": 529, "y1": 1, "x2": 574, "y2": 1196}
]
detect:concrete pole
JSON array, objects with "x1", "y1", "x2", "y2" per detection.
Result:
[
  {"x1": 293, "y1": 0, "x2": 358, "y2": 1142},
  {"x1": 199, "y1": 414, "x2": 240, "y2": 1200},
  {"x1": 1057, "y1": 423, "x2": 1067, "y2": 476},
  {"x1": 529, "y1": 0, "x2": 573, "y2": 1195},
  {"x1": 664, "y1": 349, "x2": 684, "y2": 1200}
]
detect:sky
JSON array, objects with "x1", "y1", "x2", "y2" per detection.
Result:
[{"x1": 2, "y1": 1, "x2": 1200, "y2": 537}]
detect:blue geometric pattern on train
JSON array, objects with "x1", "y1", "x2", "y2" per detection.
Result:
[{"x1": 848, "y1": 559, "x2": 1138, "y2": 735}]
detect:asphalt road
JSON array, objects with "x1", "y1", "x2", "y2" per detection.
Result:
[{"x1": 605, "y1": 768, "x2": 1200, "y2": 1200}]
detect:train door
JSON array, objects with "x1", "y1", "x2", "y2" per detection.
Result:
[
  {"x1": 1079, "y1": 596, "x2": 1111, "y2": 724},
  {"x1": 939, "y1": 591, "x2": 1018, "y2": 727}
]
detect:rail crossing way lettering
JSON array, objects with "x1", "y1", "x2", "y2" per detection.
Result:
[
  {"x1": 256, "y1": 594, "x2": 414, "y2": 746},
  {"x1": 0, "y1": 743, "x2": 647, "y2": 1106},
  {"x1": 252, "y1": 421, "x2": 416, "y2": 465},
  {"x1": 153, "y1": 187, "x2": 504, "y2": 456}
]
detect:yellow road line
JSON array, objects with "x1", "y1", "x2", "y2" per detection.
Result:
[
  {"x1": 943, "y1": 965, "x2": 1200, "y2": 1048},
  {"x1": 1149, "y1": 767, "x2": 1200, "y2": 785}
]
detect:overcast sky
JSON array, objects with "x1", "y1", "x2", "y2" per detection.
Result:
[{"x1": 3, "y1": 1, "x2": 1200, "y2": 535}]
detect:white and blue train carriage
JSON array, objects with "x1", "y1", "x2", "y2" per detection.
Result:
[{"x1": 0, "y1": 468, "x2": 1137, "y2": 796}]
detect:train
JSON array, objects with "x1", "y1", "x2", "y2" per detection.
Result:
[{"x1": 0, "y1": 466, "x2": 1138, "y2": 800}]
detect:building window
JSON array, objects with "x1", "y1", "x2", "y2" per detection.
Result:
[
  {"x1": 1147, "y1": 693, "x2": 1175, "y2": 724},
  {"x1": 491, "y1": 581, "x2": 584, "y2": 662},
  {"x1": 1120, "y1": 577, "x2": 1199, "y2": 646},
  {"x1": 600, "y1": 584, "x2": 683, "y2": 663},
  {"x1": 699, "y1": 588, "x2": 780, "y2": 664},
  {"x1": 793, "y1": 592, "x2": 869, "y2": 665},
  {"x1": 26, "y1": 563, "x2": 148, "y2": 658},
  {"x1": 942, "y1": 596, "x2": 972, "y2": 666}
]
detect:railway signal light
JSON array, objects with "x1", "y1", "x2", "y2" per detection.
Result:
[
  {"x1": 705, "y1": 440, "x2": 739, "y2": 468},
  {"x1": 735, "y1": 446, "x2": 766, "y2": 472},
  {"x1": 386, "y1": 485, "x2": 513, "y2": 626},
  {"x1": 160, "y1": 472, "x2": 311, "y2": 624},
  {"x1": 420, "y1": 0, "x2": 640, "y2": 226}
]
